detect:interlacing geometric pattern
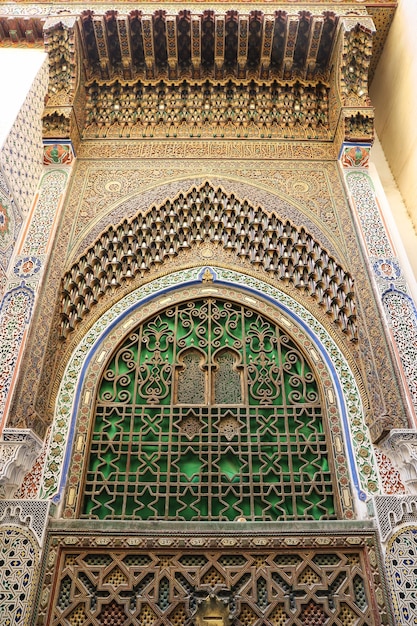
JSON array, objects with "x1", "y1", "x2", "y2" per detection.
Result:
[
  {"x1": 386, "y1": 527, "x2": 417, "y2": 624},
  {"x1": 81, "y1": 297, "x2": 335, "y2": 522},
  {"x1": 0, "y1": 526, "x2": 39, "y2": 626},
  {"x1": 61, "y1": 182, "x2": 356, "y2": 340},
  {"x1": 50, "y1": 547, "x2": 376, "y2": 625}
]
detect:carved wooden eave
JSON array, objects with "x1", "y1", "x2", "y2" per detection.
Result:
[
  {"x1": 0, "y1": 2, "x2": 395, "y2": 151},
  {"x1": 77, "y1": 9, "x2": 341, "y2": 83}
]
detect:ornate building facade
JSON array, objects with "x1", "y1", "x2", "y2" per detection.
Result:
[{"x1": 0, "y1": 0, "x2": 416, "y2": 624}]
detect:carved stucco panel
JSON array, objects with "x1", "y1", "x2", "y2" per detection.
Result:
[
  {"x1": 65, "y1": 159, "x2": 348, "y2": 264},
  {"x1": 8, "y1": 157, "x2": 406, "y2": 446}
]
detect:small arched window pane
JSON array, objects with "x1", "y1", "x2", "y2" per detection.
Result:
[
  {"x1": 177, "y1": 350, "x2": 206, "y2": 404},
  {"x1": 214, "y1": 350, "x2": 242, "y2": 404}
]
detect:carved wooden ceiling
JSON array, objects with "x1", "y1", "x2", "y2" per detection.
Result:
[
  {"x1": 0, "y1": 2, "x2": 396, "y2": 79},
  {"x1": 0, "y1": 2, "x2": 397, "y2": 148},
  {"x1": 79, "y1": 9, "x2": 340, "y2": 82}
]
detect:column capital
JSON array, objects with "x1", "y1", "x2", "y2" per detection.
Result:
[
  {"x1": 43, "y1": 141, "x2": 76, "y2": 165},
  {"x1": 339, "y1": 142, "x2": 371, "y2": 168},
  {"x1": 384, "y1": 430, "x2": 417, "y2": 494},
  {"x1": 0, "y1": 429, "x2": 42, "y2": 499}
]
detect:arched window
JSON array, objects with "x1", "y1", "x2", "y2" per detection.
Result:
[
  {"x1": 176, "y1": 349, "x2": 207, "y2": 404},
  {"x1": 175, "y1": 347, "x2": 243, "y2": 405},
  {"x1": 81, "y1": 298, "x2": 336, "y2": 521},
  {"x1": 213, "y1": 349, "x2": 243, "y2": 404}
]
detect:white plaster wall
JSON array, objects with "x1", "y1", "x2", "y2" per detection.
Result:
[
  {"x1": 0, "y1": 48, "x2": 48, "y2": 295},
  {"x1": 0, "y1": 49, "x2": 48, "y2": 217},
  {"x1": 370, "y1": 136, "x2": 417, "y2": 292},
  {"x1": 370, "y1": 0, "x2": 417, "y2": 269},
  {"x1": 0, "y1": 49, "x2": 47, "y2": 148}
]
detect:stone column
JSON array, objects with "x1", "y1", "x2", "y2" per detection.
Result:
[
  {"x1": 0, "y1": 142, "x2": 74, "y2": 626},
  {"x1": 374, "y1": 431, "x2": 417, "y2": 625},
  {"x1": 0, "y1": 144, "x2": 74, "y2": 437},
  {"x1": 340, "y1": 144, "x2": 417, "y2": 425},
  {"x1": 342, "y1": 147, "x2": 417, "y2": 626}
]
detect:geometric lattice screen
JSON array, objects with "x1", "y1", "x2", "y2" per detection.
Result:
[
  {"x1": 81, "y1": 298, "x2": 336, "y2": 521},
  {"x1": 51, "y1": 547, "x2": 376, "y2": 625}
]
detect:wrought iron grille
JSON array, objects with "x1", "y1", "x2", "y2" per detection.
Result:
[
  {"x1": 81, "y1": 298, "x2": 336, "y2": 521},
  {"x1": 51, "y1": 547, "x2": 377, "y2": 625}
]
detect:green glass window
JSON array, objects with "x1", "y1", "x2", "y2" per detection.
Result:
[{"x1": 81, "y1": 298, "x2": 336, "y2": 521}]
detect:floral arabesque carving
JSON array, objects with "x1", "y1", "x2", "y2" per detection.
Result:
[
  {"x1": 60, "y1": 182, "x2": 357, "y2": 341},
  {"x1": 374, "y1": 447, "x2": 405, "y2": 496}
]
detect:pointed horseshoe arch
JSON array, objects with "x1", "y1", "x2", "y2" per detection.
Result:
[
  {"x1": 41, "y1": 267, "x2": 379, "y2": 515},
  {"x1": 82, "y1": 297, "x2": 335, "y2": 521}
]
